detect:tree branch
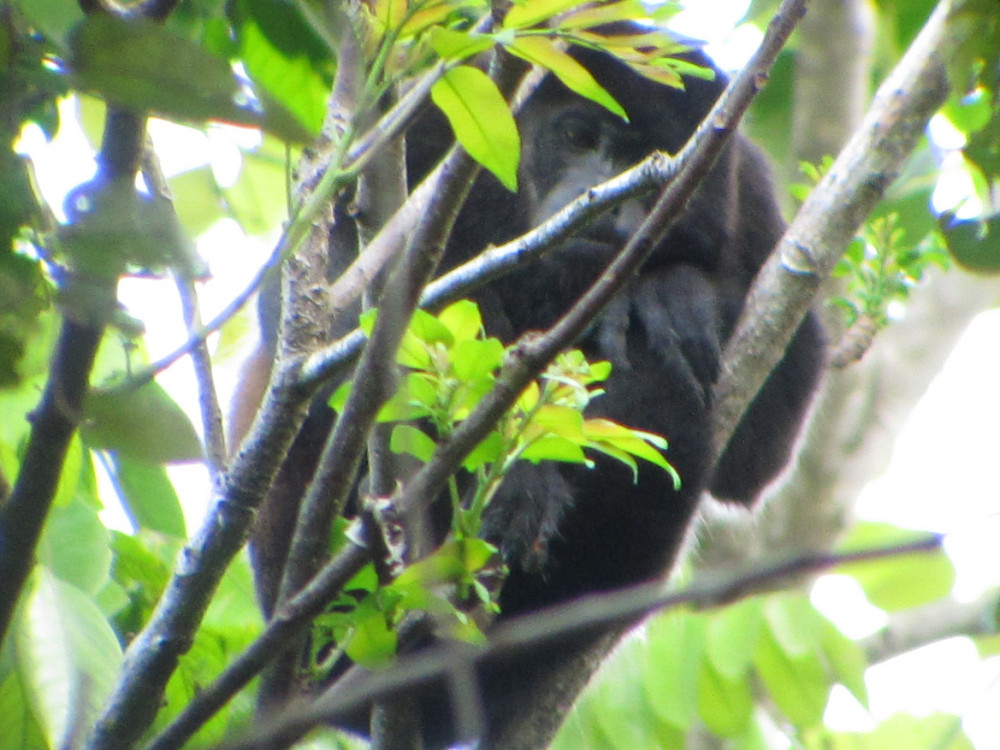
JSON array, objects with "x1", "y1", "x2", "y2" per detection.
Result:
[
  {"x1": 139, "y1": 142, "x2": 228, "y2": 477},
  {"x1": 713, "y1": 0, "x2": 976, "y2": 457},
  {"x1": 223, "y1": 536, "x2": 942, "y2": 750},
  {"x1": 0, "y1": 4, "x2": 159, "y2": 649}
]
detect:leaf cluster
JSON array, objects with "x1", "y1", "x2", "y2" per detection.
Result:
[{"x1": 553, "y1": 522, "x2": 962, "y2": 750}]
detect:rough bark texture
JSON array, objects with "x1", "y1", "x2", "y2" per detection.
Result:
[{"x1": 699, "y1": 0, "x2": 1000, "y2": 571}]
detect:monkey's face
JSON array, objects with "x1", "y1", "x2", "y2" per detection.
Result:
[{"x1": 517, "y1": 95, "x2": 651, "y2": 257}]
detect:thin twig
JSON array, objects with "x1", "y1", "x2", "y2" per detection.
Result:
[{"x1": 139, "y1": 142, "x2": 228, "y2": 476}]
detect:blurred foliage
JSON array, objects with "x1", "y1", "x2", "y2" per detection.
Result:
[
  {"x1": 555, "y1": 523, "x2": 961, "y2": 749},
  {"x1": 0, "y1": 0, "x2": 998, "y2": 748}
]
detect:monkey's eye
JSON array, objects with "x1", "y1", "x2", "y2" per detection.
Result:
[{"x1": 557, "y1": 117, "x2": 598, "y2": 151}]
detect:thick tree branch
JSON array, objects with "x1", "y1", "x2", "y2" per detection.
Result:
[
  {"x1": 862, "y1": 590, "x2": 1000, "y2": 665},
  {"x1": 143, "y1": 532, "x2": 373, "y2": 750},
  {"x1": 713, "y1": 0, "x2": 978, "y2": 457},
  {"x1": 0, "y1": 306, "x2": 107, "y2": 641},
  {"x1": 86, "y1": 13, "x2": 495, "y2": 745}
]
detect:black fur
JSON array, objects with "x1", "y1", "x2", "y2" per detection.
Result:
[{"x1": 246, "y1": 45, "x2": 824, "y2": 747}]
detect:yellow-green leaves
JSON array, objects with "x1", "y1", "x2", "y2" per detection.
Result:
[
  {"x1": 503, "y1": 0, "x2": 583, "y2": 30},
  {"x1": 336, "y1": 299, "x2": 676, "y2": 521},
  {"x1": 506, "y1": 36, "x2": 626, "y2": 120},
  {"x1": 431, "y1": 66, "x2": 520, "y2": 191}
]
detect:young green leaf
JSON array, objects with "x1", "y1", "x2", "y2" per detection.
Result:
[
  {"x1": 506, "y1": 36, "x2": 627, "y2": 120},
  {"x1": 431, "y1": 66, "x2": 519, "y2": 191},
  {"x1": 428, "y1": 27, "x2": 494, "y2": 60},
  {"x1": 390, "y1": 423, "x2": 438, "y2": 463},
  {"x1": 503, "y1": 0, "x2": 581, "y2": 29},
  {"x1": 696, "y1": 658, "x2": 753, "y2": 737},
  {"x1": 754, "y1": 627, "x2": 829, "y2": 728}
]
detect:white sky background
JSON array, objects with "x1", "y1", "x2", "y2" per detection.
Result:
[{"x1": 16, "y1": 0, "x2": 1000, "y2": 745}]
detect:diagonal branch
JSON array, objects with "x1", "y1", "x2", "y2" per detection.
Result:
[
  {"x1": 712, "y1": 0, "x2": 980, "y2": 457},
  {"x1": 224, "y1": 535, "x2": 942, "y2": 749}
]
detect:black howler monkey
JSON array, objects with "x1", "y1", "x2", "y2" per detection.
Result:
[{"x1": 237, "y1": 43, "x2": 825, "y2": 749}]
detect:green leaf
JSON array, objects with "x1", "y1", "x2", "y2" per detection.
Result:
[
  {"x1": 168, "y1": 166, "x2": 224, "y2": 237},
  {"x1": 390, "y1": 423, "x2": 437, "y2": 463},
  {"x1": 837, "y1": 712, "x2": 975, "y2": 750},
  {"x1": 763, "y1": 594, "x2": 824, "y2": 657},
  {"x1": 0, "y1": 668, "x2": 48, "y2": 750},
  {"x1": 223, "y1": 137, "x2": 291, "y2": 236},
  {"x1": 529, "y1": 405, "x2": 586, "y2": 442},
  {"x1": 107, "y1": 531, "x2": 178, "y2": 633},
  {"x1": 232, "y1": 0, "x2": 331, "y2": 137},
  {"x1": 943, "y1": 88, "x2": 993, "y2": 134},
  {"x1": 437, "y1": 299, "x2": 484, "y2": 343},
  {"x1": 0, "y1": 250, "x2": 49, "y2": 387},
  {"x1": 18, "y1": 0, "x2": 85, "y2": 48},
  {"x1": 644, "y1": 611, "x2": 706, "y2": 729},
  {"x1": 344, "y1": 602, "x2": 397, "y2": 668},
  {"x1": 0, "y1": 151, "x2": 42, "y2": 282},
  {"x1": 376, "y1": 379, "x2": 433, "y2": 422},
  {"x1": 557, "y1": 0, "x2": 648, "y2": 30},
  {"x1": 705, "y1": 598, "x2": 763, "y2": 681},
  {"x1": 110, "y1": 454, "x2": 187, "y2": 538},
  {"x1": 68, "y1": 15, "x2": 312, "y2": 142},
  {"x1": 506, "y1": 36, "x2": 627, "y2": 119},
  {"x1": 395, "y1": 309, "x2": 448, "y2": 368},
  {"x1": 393, "y1": 539, "x2": 496, "y2": 591},
  {"x1": 590, "y1": 641, "x2": 669, "y2": 750},
  {"x1": 158, "y1": 631, "x2": 230, "y2": 743},
  {"x1": 838, "y1": 523, "x2": 954, "y2": 612},
  {"x1": 83, "y1": 382, "x2": 202, "y2": 464},
  {"x1": 431, "y1": 66, "x2": 519, "y2": 191},
  {"x1": 697, "y1": 658, "x2": 753, "y2": 737},
  {"x1": 504, "y1": 0, "x2": 581, "y2": 29},
  {"x1": 51, "y1": 432, "x2": 84, "y2": 509},
  {"x1": 38, "y1": 497, "x2": 111, "y2": 594},
  {"x1": 69, "y1": 14, "x2": 236, "y2": 114},
  {"x1": 16, "y1": 572, "x2": 124, "y2": 748},
  {"x1": 820, "y1": 619, "x2": 869, "y2": 709},
  {"x1": 407, "y1": 308, "x2": 454, "y2": 346},
  {"x1": 520, "y1": 435, "x2": 588, "y2": 463},
  {"x1": 462, "y1": 431, "x2": 504, "y2": 470},
  {"x1": 453, "y1": 537, "x2": 496, "y2": 572},
  {"x1": 754, "y1": 627, "x2": 828, "y2": 728},
  {"x1": 202, "y1": 551, "x2": 263, "y2": 633},
  {"x1": 582, "y1": 418, "x2": 677, "y2": 482},
  {"x1": 451, "y1": 338, "x2": 504, "y2": 383},
  {"x1": 60, "y1": 178, "x2": 199, "y2": 278},
  {"x1": 941, "y1": 212, "x2": 1000, "y2": 274},
  {"x1": 428, "y1": 27, "x2": 494, "y2": 60}
]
